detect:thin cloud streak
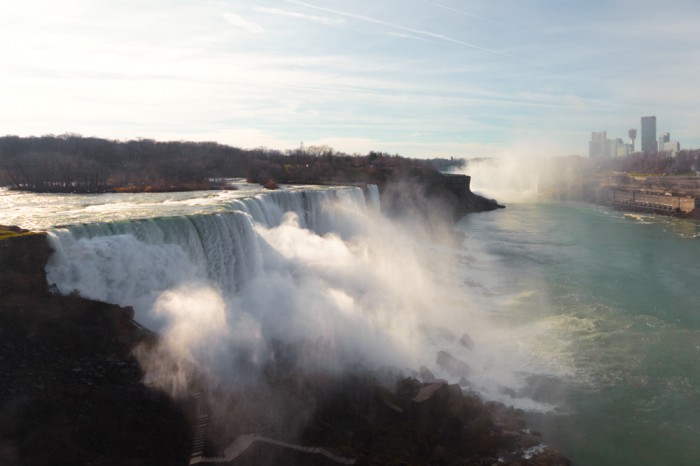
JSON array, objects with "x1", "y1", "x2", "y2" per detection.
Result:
[
  {"x1": 253, "y1": 6, "x2": 345, "y2": 26},
  {"x1": 421, "y1": 0, "x2": 529, "y2": 33},
  {"x1": 283, "y1": 0, "x2": 541, "y2": 68}
]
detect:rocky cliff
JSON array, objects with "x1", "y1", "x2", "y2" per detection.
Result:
[
  {"x1": 0, "y1": 227, "x2": 191, "y2": 465},
  {"x1": 380, "y1": 171, "x2": 504, "y2": 224},
  {"x1": 0, "y1": 227, "x2": 52, "y2": 297}
]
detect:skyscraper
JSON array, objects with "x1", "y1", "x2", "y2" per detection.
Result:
[
  {"x1": 641, "y1": 116, "x2": 657, "y2": 154},
  {"x1": 589, "y1": 131, "x2": 606, "y2": 157},
  {"x1": 628, "y1": 128, "x2": 637, "y2": 152},
  {"x1": 658, "y1": 132, "x2": 670, "y2": 153}
]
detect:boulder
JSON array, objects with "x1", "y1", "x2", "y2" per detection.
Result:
[
  {"x1": 459, "y1": 333, "x2": 475, "y2": 350},
  {"x1": 0, "y1": 227, "x2": 52, "y2": 296},
  {"x1": 437, "y1": 351, "x2": 471, "y2": 379},
  {"x1": 419, "y1": 365, "x2": 436, "y2": 383}
]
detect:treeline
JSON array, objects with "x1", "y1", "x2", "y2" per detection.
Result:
[
  {"x1": 596, "y1": 150, "x2": 700, "y2": 175},
  {"x1": 0, "y1": 135, "x2": 437, "y2": 193},
  {"x1": 0, "y1": 135, "x2": 245, "y2": 192}
]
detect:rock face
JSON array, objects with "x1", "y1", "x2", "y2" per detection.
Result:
[
  {"x1": 437, "y1": 350, "x2": 472, "y2": 379},
  {"x1": 0, "y1": 226, "x2": 52, "y2": 296},
  {"x1": 380, "y1": 170, "x2": 504, "y2": 224},
  {"x1": 0, "y1": 230, "x2": 191, "y2": 466},
  {"x1": 441, "y1": 173, "x2": 505, "y2": 215},
  {"x1": 297, "y1": 376, "x2": 571, "y2": 466}
]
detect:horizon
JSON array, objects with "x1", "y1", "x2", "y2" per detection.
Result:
[{"x1": 2, "y1": 1, "x2": 699, "y2": 158}]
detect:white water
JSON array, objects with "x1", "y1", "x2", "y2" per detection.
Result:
[{"x1": 1, "y1": 182, "x2": 564, "y2": 412}]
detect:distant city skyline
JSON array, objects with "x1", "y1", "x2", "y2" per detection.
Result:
[
  {"x1": 2, "y1": 1, "x2": 700, "y2": 158},
  {"x1": 588, "y1": 114, "x2": 686, "y2": 158}
]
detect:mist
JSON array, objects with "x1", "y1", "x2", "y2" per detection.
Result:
[{"x1": 452, "y1": 155, "x2": 587, "y2": 204}]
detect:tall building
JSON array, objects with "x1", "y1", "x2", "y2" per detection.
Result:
[
  {"x1": 628, "y1": 128, "x2": 637, "y2": 152},
  {"x1": 641, "y1": 116, "x2": 657, "y2": 154},
  {"x1": 658, "y1": 132, "x2": 670, "y2": 153},
  {"x1": 589, "y1": 131, "x2": 606, "y2": 157},
  {"x1": 614, "y1": 138, "x2": 626, "y2": 157},
  {"x1": 663, "y1": 140, "x2": 680, "y2": 156}
]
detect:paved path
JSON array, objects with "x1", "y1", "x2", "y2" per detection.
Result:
[
  {"x1": 189, "y1": 389, "x2": 209, "y2": 464},
  {"x1": 190, "y1": 433, "x2": 355, "y2": 465},
  {"x1": 187, "y1": 386, "x2": 355, "y2": 465}
]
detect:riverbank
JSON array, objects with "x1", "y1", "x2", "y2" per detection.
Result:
[{"x1": 589, "y1": 173, "x2": 697, "y2": 217}]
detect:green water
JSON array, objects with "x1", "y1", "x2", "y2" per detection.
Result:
[{"x1": 457, "y1": 202, "x2": 700, "y2": 466}]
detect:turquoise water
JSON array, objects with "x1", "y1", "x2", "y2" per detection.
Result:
[{"x1": 457, "y1": 203, "x2": 700, "y2": 466}]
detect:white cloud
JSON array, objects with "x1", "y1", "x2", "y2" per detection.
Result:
[{"x1": 222, "y1": 12, "x2": 264, "y2": 34}]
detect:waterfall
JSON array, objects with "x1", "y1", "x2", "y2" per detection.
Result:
[
  {"x1": 366, "y1": 184, "x2": 380, "y2": 212},
  {"x1": 46, "y1": 186, "x2": 371, "y2": 328},
  {"x1": 40, "y1": 182, "x2": 563, "y2": 412}
]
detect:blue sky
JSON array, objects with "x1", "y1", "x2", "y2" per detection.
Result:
[{"x1": 2, "y1": 0, "x2": 699, "y2": 158}]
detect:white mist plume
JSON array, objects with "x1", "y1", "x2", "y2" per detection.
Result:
[
  {"x1": 134, "y1": 199, "x2": 453, "y2": 400},
  {"x1": 455, "y1": 157, "x2": 543, "y2": 203},
  {"x1": 453, "y1": 155, "x2": 587, "y2": 205},
  {"x1": 240, "y1": 210, "x2": 433, "y2": 372},
  {"x1": 144, "y1": 285, "x2": 268, "y2": 395}
]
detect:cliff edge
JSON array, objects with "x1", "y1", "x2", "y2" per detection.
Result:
[
  {"x1": 0, "y1": 227, "x2": 191, "y2": 465},
  {"x1": 381, "y1": 170, "x2": 504, "y2": 223},
  {"x1": 0, "y1": 226, "x2": 52, "y2": 297}
]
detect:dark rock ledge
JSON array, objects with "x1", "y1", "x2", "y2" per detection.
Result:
[{"x1": 380, "y1": 171, "x2": 504, "y2": 224}]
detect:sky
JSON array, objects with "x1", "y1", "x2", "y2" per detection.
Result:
[{"x1": 2, "y1": 0, "x2": 700, "y2": 158}]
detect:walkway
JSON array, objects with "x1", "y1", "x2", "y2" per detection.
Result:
[{"x1": 190, "y1": 433, "x2": 355, "y2": 465}]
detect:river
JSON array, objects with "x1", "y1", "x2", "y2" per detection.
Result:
[{"x1": 457, "y1": 201, "x2": 700, "y2": 466}]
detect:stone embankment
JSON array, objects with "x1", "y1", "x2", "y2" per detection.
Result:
[
  {"x1": 594, "y1": 174, "x2": 700, "y2": 218},
  {"x1": 607, "y1": 189, "x2": 696, "y2": 216}
]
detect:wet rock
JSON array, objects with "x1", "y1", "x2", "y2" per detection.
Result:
[
  {"x1": 435, "y1": 327, "x2": 457, "y2": 342},
  {"x1": 395, "y1": 377, "x2": 422, "y2": 402},
  {"x1": 413, "y1": 380, "x2": 448, "y2": 403},
  {"x1": 437, "y1": 350, "x2": 471, "y2": 378},
  {"x1": 419, "y1": 365, "x2": 436, "y2": 383},
  {"x1": 0, "y1": 229, "x2": 52, "y2": 296},
  {"x1": 459, "y1": 333, "x2": 475, "y2": 350}
]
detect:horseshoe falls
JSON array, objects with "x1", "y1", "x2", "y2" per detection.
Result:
[{"x1": 3, "y1": 181, "x2": 700, "y2": 466}]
